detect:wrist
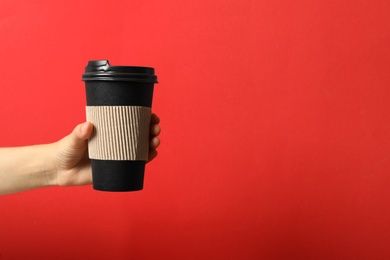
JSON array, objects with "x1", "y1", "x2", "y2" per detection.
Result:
[
  {"x1": 42, "y1": 142, "x2": 59, "y2": 187},
  {"x1": 0, "y1": 144, "x2": 58, "y2": 195}
]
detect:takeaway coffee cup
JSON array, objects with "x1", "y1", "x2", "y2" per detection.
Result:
[{"x1": 82, "y1": 60, "x2": 158, "y2": 191}]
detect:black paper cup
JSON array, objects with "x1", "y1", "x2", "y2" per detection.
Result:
[{"x1": 82, "y1": 60, "x2": 158, "y2": 191}]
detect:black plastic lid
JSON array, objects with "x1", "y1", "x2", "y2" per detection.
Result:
[{"x1": 82, "y1": 60, "x2": 158, "y2": 83}]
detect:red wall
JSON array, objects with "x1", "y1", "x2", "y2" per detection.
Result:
[{"x1": 1, "y1": 0, "x2": 390, "y2": 259}]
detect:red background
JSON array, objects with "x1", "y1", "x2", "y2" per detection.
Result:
[{"x1": 1, "y1": 0, "x2": 390, "y2": 259}]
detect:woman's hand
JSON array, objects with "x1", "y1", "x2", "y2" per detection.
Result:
[{"x1": 51, "y1": 113, "x2": 161, "y2": 187}]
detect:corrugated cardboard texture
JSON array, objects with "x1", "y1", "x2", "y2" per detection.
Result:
[{"x1": 86, "y1": 106, "x2": 151, "y2": 161}]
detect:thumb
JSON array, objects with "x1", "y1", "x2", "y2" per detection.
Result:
[{"x1": 67, "y1": 122, "x2": 94, "y2": 149}]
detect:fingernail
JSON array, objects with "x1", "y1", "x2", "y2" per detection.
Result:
[{"x1": 80, "y1": 122, "x2": 88, "y2": 134}]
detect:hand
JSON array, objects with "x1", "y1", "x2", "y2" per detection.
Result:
[{"x1": 50, "y1": 113, "x2": 161, "y2": 187}]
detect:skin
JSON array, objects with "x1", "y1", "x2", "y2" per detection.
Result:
[{"x1": 0, "y1": 113, "x2": 161, "y2": 195}]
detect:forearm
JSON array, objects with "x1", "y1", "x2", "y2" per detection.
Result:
[{"x1": 0, "y1": 144, "x2": 57, "y2": 195}]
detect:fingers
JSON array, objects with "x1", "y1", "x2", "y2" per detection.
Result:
[
  {"x1": 76, "y1": 122, "x2": 94, "y2": 141},
  {"x1": 148, "y1": 149, "x2": 158, "y2": 162},
  {"x1": 79, "y1": 122, "x2": 94, "y2": 139},
  {"x1": 150, "y1": 136, "x2": 160, "y2": 149},
  {"x1": 151, "y1": 113, "x2": 160, "y2": 124},
  {"x1": 68, "y1": 122, "x2": 94, "y2": 149},
  {"x1": 150, "y1": 124, "x2": 161, "y2": 137},
  {"x1": 150, "y1": 113, "x2": 161, "y2": 138},
  {"x1": 150, "y1": 113, "x2": 161, "y2": 150},
  {"x1": 148, "y1": 113, "x2": 160, "y2": 163}
]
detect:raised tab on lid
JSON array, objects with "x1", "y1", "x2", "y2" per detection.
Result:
[{"x1": 85, "y1": 60, "x2": 110, "y2": 72}]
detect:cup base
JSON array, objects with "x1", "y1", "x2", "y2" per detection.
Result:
[{"x1": 91, "y1": 160, "x2": 145, "y2": 192}]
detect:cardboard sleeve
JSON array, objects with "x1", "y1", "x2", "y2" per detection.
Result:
[{"x1": 86, "y1": 106, "x2": 151, "y2": 161}]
